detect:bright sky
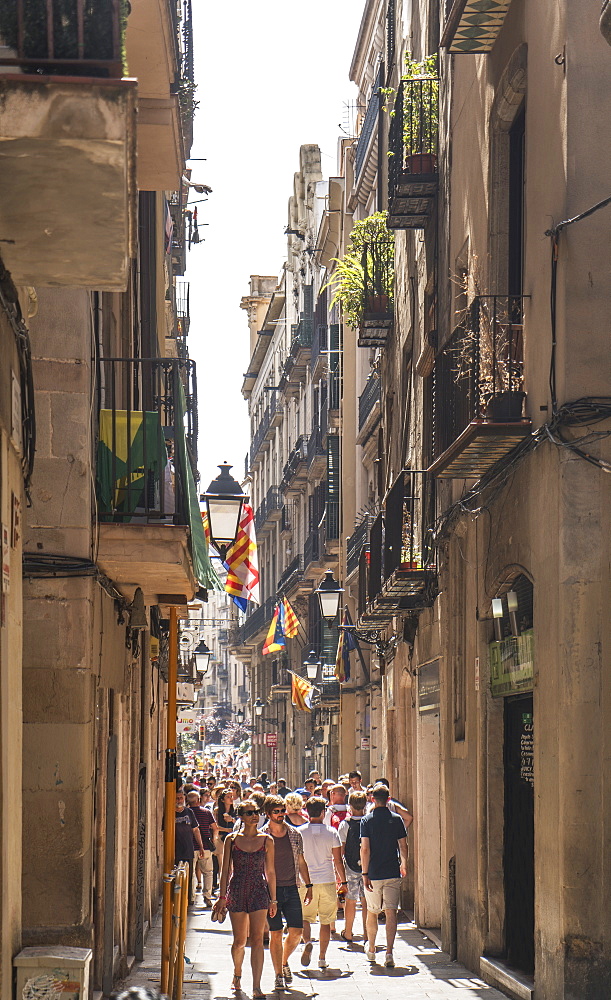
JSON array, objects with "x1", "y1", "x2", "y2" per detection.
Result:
[{"x1": 186, "y1": 0, "x2": 360, "y2": 492}]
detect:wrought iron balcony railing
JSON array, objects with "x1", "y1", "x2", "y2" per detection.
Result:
[
  {"x1": 430, "y1": 295, "x2": 529, "y2": 477},
  {"x1": 355, "y1": 64, "x2": 384, "y2": 180},
  {"x1": 236, "y1": 596, "x2": 276, "y2": 645},
  {"x1": 254, "y1": 487, "x2": 283, "y2": 532},
  {"x1": 2, "y1": 0, "x2": 124, "y2": 76},
  {"x1": 358, "y1": 375, "x2": 381, "y2": 430},
  {"x1": 282, "y1": 435, "x2": 308, "y2": 486},
  {"x1": 307, "y1": 427, "x2": 325, "y2": 469},
  {"x1": 347, "y1": 515, "x2": 373, "y2": 577},
  {"x1": 250, "y1": 407, "x2": 271, "y2": 466},
  {"x1": 358, "y1": 240, "x2": 394, "y2": 348},
  {"x1": 388, "y1": 76, "x2": 439, "y2": 229},
  {"x1": 304, "y1": 529, "x2": 320, "y2": 570},
  {"x1": 175, "y1": 280, "x2": 190, "y2": 339},
  {"x1": 311, "y1": 323, "x2": 328, "y2": 374},
  {"x1": 359, "y1": 472, "x2": 437, "y2": 624},
  {"x1": 277, "y1": 554, "x2": 304, "y2": 594},
  {"x1": 96, "y1": 357, "x2": 197, "y2": 525}
]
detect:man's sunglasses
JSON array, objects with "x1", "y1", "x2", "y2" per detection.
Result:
[
  {"x1": 243, "y1": 809, "x2": 260, "y2": 816},
  {"x1": 271, "y1": 808, "x2": 286, "y2": 814}
]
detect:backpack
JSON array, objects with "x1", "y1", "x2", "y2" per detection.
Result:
[{"x1": 343, "y1": 818, "x2": 362, "y2": 873}]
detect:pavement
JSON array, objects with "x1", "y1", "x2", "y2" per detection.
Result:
[{"x1": 114, "y1": 897, "x2": 511, "y2": 1000}]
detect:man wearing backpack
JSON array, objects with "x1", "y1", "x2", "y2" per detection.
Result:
[{"x1": 337, "y1": 790, "x2": 368, "y2": 942}]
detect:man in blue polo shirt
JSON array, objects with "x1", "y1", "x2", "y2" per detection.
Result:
[{"x1": 360, "y1": 783, "x2": 408, "y2": 968}]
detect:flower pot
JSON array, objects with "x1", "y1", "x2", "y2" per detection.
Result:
[
  {"x1": 364, "y1": 293, "x2": 391, "y2": 317},
  {"x1": 485, "y1": 390, "x2": 525, "y2": 422},
  {"x1": 405, "y1": 152, "x2": 437, "y2": 175}
]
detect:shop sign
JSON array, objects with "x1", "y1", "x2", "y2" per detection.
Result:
[
  {"x1": 489, "y1": 629, "x2": 534, "y2": 697},
  {"x1": 265, "y1": 733, "x2": 278, "y2": 748}
]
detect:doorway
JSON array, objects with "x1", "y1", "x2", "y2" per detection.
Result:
[{"x1": 503, "y1": 693, "x2": 534, "y2": 973}]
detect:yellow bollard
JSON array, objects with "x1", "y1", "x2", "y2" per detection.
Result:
[{"x1": 175, "y1": 863, "x2": 189, "y2": 1000}]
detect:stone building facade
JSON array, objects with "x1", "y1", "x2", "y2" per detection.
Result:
[{"x1": 0, "y1": 1, "x2": 220, "y2": 993}]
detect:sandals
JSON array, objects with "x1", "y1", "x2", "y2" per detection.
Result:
[
  {"x1": 252, "y1": 990, "x2": 266, "y2": 999},
  {"x1": 231, "y1": 974, "x2": 241, "y2": 992},
  {"x1": 340, "y1": 931, "x2": 354, "y2": 943}
]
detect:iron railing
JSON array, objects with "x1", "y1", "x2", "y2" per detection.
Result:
[
  {"x1": 368, "y1": 513, "x2": 383, "y2": 603},
  {"x1": 328, "y1": 366, "x2": 341, "y2": 411},
  {"x1": 96, "y1": 357, "x2": 197, "y2": 524},
  {"x1": 292, "y1": 316, "x2": 314, "y2": 352},
  {"x1": 175, "y1": 281, "x2": 190, "y2": 338},
  {"x1": 307, "y1": 427, "x2": 325, "y2": 468},
  {"x1": 325, "y1": 500, "x2": 340, "y2": 541},
  {"x1": 1, "y1": 0, "x2": 123, "y2": 75},
  {"x1": 347, "y1": 515, "x2": 373, "y2": 577},
  {"x1": 362, "y1": 240, "x2": 394, "y2": 317},
  {"x1": 358, "y1": 375, "x2": 381, "y2": 430},
  {"x1": 277, "y1": 554, "x2": 304, "y2": 594},
  {"x1": 282, "y1": 435, "x2": 308, "y2": 485},
  {"x1": 237, "y1": 597, "x2": 276, "y2": 644},
  {"x1": 355, "y1": 64, "x2": 384, "y2": 179},
  {"x1": 250, "y1": 407, "x2": 271, "y2": 466},
  {"x1": 281, "y1": 504, "x2": 292, "y2": 533},
  {"x1": 311, "y1": 323, "x2": 328, "y2": 370},
  {"x1": 254, "y1": 487, "x2": 282, "y2": 532},
  {"x1": 304, "y1": 529, "x2": 320, "y2": 569},
  {"x1": 383, "y1": 470, "x2": 435, "y2": 578},
  {"x1": 388, "y1": 76, "x2": 439, "y2": 200},
  {"x1": 432, "y1": 295, "x2": 526, "y2": 460}
]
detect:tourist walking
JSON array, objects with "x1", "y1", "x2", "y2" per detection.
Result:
[
  {"x1": 284, "y1": 793, "x2": 306, "y2": 827},
  {"x1": 298, "y1": 796, "x2": 346, "y2": 970},
  {"x1": 261, "y1": 794, "x2": 313, "y2": 990},
  {"x1": 213, "y1": 799, "x2": 277, "y2": 999},
  {"x1": 337, "y1": 789, "x2": 368, "y2": 942},
  {"x1": 360, "y1": 783, "x2": 408, "y2": 968}
]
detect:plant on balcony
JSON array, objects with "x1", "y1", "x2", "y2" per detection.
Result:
[
  {"x1": 324, "y1": 212, "x2": 394, "y2": 330},
  {"x1": 385, "y1": 52, "x2": 439, "y2": 174},
  {"x1": 454, "y1": 297, "x2": 525, "y2": 420}
]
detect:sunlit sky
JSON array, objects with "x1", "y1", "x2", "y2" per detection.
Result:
[{"x1": 186, "y1": 1, "x2": 360, "y2": 491}]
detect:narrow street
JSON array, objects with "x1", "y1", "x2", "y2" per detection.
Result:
[{"x1": 115, "y1": 903, "x2": 511, "y2": 1000}]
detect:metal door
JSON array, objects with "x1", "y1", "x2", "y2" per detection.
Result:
[{"x1": 503, "y1": 694, "x2": 534, "y2": 973}]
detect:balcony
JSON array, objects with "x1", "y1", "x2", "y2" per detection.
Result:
[
  {"x1": 429, "y1": 295, "x2": 532, "y2": 479},
  {"x1": 387, "y1": 77, "x2": 439, "y2": 230},
  {"x1": 280, "y1": 504, "x2": 293, "y2": 538},
  {"x1": 441, "y1": 0, "x2": 513, "y2": 54},
  {"x1": 95, "y1": 357, "x2": 206, "y2": 602},
  {"x1": 307, "y1": 427, "x2": 326, "y2": 479},
  {"x1": 304, "y1": 529, "x2": 321, "y2": 573},
  {"x1": 346, "y1": 515, "x2": 373, "y2": 579},
  {"x1": 311, "y1": 324, "x2": 328, "y2": 382},
  {"x1": 358, "y1": 471, "x2": 437, "y2": 630},
  {"x1": 0, "y1": 1, "x2": 136, "y2": 289},
  {"x1": 290, "y1": 316, "x2": 314, "y2": 382},
  {"x1": 281, "y1": 436, "x2": 308, "y2": 493},
  {"x1": 269, "y1": 391, "x2": 284, "y2": 431},
  {"x1": 354, "y1": 65, "x2": 383, "y2": 189},
  {"x1": 235, "y1": 596, "x2": 277, "y2": 646},
  {"x1": 254, "y1": 487, "x2": 282, "y2": 535},
  {"x1": 277, "y1": 555, "x2": 307, "y2": 596},
  {"x1": 125, "y1": 0, "x2": 193, "y2": 189},
  {"x1": 249, "y1": 407, "x2": 271, "y2": 468},
  {"x1": 357, "y1": 240, "x2": 395, "y2": 348},
  {"x1": 358, "y1": 375, "x2": 381, "y2": 441}
]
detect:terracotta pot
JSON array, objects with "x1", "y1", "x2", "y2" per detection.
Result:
[
  {"x1": 405, "y1": 152, "x2": 437, "y2": 174},
  {"x1": 365, "y1": 293, "x2": 391, "y2": 317},
  {"x1": 485, "y1": 390, "x2": 525, "y2": 422}
]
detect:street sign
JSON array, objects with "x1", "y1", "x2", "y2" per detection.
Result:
[
  {"x1": 360, "y1": 737, "x2": 370, "y2": 750},
  {"x1": 265, "y1": 733, "x2": 278, "y2": 748}
]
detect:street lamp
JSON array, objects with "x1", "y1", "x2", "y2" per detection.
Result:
[
  {"x1": 200, "y1": 463, "x2": 247, "y2": 560},
  {"x1": 236, "y1": 708, "x2": 245, "y2": 725},
  {"x1": 303, "y1": 649, "x2": 321, "y2": 681},
  {"x1": 254, "y1": 698, "x2": 265, "y2": 717},
  {"x1": 194, "y1": 638, "x2": 212, "y2": 674},
  {"x1": 315, "y1": 570, "x2": 344, "y2": 622}
]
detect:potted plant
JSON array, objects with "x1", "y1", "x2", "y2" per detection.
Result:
[
  {"x1": 385, "y1": 53, "x2": 439, "y2": 176},
  {"x1": 324, "y1": 212, "x2": 394, "y2": 329}
]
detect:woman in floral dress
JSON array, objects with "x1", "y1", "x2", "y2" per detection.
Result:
[{"x1": 213, "y1": 799, "x2": 277, "y2": 999}]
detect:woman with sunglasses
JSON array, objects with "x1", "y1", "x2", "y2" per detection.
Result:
[{"x1": 213, "y1": 798, "x2": 277, "y2": 999}]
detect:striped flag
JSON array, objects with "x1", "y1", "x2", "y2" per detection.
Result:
[
  {"x1": 289, "y1": 671, "x2": 314, "y2": 711},
  {"x1": 282, "y1": 597, "x2": 301, "y2": 638},
  {"x1": 262, "y1": 604, "x2": 285, "y2": 655},
  {"x1": 203, "y1": 503, "x2": 260, "y2": 611}
]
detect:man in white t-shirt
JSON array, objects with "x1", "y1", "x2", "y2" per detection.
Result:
[
  {"x1": 298, "y1": 796, "x2": 346, "y2": 970},
  {"x1": 324, "y1": 783, "x2": 349, "y2": 831},
  {"x1": 365, "y1": 777, "x2": 413, "y2": 829}
]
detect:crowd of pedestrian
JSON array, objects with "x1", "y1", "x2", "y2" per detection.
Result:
[{"x1": 171, "y1": 766, "x2": 413, "y2": 999}]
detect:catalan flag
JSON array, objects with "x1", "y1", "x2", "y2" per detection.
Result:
[
  {"x1": 282, "y1": 597, "x2": 301, "y2": 639},
  {"x1": 204, "y1": 503, "x2": 260, "y2": 611},
  {"x1": 289, "y1": 671, "x2": 314, "y2": 712},
  {"x1": 262, "y1": 604, "x2": 285, "y2": 655}
]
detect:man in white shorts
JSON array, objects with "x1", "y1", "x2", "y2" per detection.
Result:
[
  {"x1": 298, "y1": 796, "x2": 347, "y2": 970},
  {"x1": 360, "y1": 783, "x2": 408, "y2": 968}
]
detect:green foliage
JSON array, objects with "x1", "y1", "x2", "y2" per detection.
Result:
[
  {"x1": 324, "y1": 212, "x2": 394, "y2": 329},
  {"x1": 402, "y1": 52, "x2": 439, "y2": 157}
]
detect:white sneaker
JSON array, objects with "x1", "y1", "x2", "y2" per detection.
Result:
[
  {"x1": 384, "y1": 952, "x2": 395, "y2": 968},
  {"x1": 366, "y1": 947, "x2": 376, "y2": 962},
  {"x1": 318, "y1": 959, "x2": 329, "y2": 970}
]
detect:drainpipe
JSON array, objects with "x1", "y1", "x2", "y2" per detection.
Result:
[{"x1": 161, "y1": 606, "x2": 179, "y2": 993}]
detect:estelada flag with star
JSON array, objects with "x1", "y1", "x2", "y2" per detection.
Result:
[
  {"x1": 262, "y1": 603, "x2": 285, "y2": 654},
  {"x1": 289, "y1": 670, "x2": 314, "y2": 711}
]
